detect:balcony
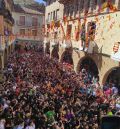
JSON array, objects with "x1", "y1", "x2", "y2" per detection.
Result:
[
  {"x1": 0, "y1": 36, "x2": 5, "y2": 51},
  {"x1": 46, "y1": 19, "x2": 50, "y2": 24},
  {"x1": 46, "y1": 16, "x2": 60, "y2": 24},
  {"x1": 0, "y1": 8, "x2": 14, "y2": 25},
  {"x1": 44, "y1": 37, "x2": 50, "y2": 44},
  {"x1": 16, "y1": 20, "x2": 39, "y2": 27},
  {"x1": 54, "y1": 15, "x2": 60, "y2": 22},
  {"x1": 62, "y1": 39, "x2": 72, "y2": 48},
  {"x1": 16, "y1": 35, "x2": 42, "y2": 41},
  {"x1": 50, "y1": 38, "x2": 59, "y2": 47}
]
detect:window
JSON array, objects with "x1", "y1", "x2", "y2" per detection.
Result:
[
  {"x1": 32, "y1": 30, "x2": 37, "y2": 36},
  {"x1": 20, "y1": 29, "x2": 25, "y2": 35},
  {"x1": 80, "y1": 0, "x2": 84, "y2": 12},
  {"x1": 90, "y1": 0, "x2": 97, "y2": 10},
  {"x1": 32, "y1": 17, "x2": 38, "y2": 26},
  {"x1": 48, "y1": 13, "x2": 50, "y2": 21},
  {"x1": 81, "y1": 23, "x2": 86, "y2": 41},
  {"x1": 64, "y1": 5, "x2": 67, "y2": 16},
  {"x1": 51, "y1": 12, "x2": 53, "y2": 20},
  {"x1": 87, "y1": 0, "x2": 90, "y2": 9},
  {"x1": 53, "y1": 11, "x2": 55, "y2": 20},
  {"x1": 47, "y1": 0, "x2": 51, "y2": 5},
  {"x1": 118, "y1": 0, "x2": 120, "y2": 9},
  {"x1": 76, "y1": 0, "x2": 79, "y2": 12},
  {"x1": 87, "y1": 21, "x2": 96, "y2": 41},
  {"x1": 67, "y1": 7, "x2": 70, "y2": 16},
  {"x1": 66, "y1": 25, "x2": 72, "y2": 39},
  {"x1": 102, "y1": 0, "x2": 106, "y2": 4},
  {"x1": 84, "y1": 0, "x2": 90, "y2": 11},
  {"x1": 70, "y1": 4, "x2": 74, "y2": 16},
  {"x1": 19, "y1": 16, "x2": 25, "y2": 25},
  {"x1": 95, "y1": 0, "x2": 97, "y2": 5},
  {"x1": 56, "y1": 9, "x2": 59, "y2": 20}
]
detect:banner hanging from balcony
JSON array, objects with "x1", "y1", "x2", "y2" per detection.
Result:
[
  {"x1": 111, "y1": 42, "x2": 120, "y2": 62},
  {"x1": 0, "y1": 16, "x2": 4, "y2": 35},
  {"x1": 50, "y1": 21, "x2": 55, "y2": 30},
  {"x1": 75, "y1": 19, "x2": 81, "y2": 41},
  {"x1": 101, "y1": 1, "x2": 117, "y2": 12},
  {"x1": 55, "y1": 21, "x2": 60, "y2": 27},
  {"x1": 63, "y1": 16, "x2": 68, "y2": 25}
]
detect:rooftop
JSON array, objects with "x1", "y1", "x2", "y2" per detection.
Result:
[
  {"x1": 13, "y1": 0, "x2": 35, "y2": 5},
  {"x1": 13, "y1": 4, "x2": 43, "y2": 15}
]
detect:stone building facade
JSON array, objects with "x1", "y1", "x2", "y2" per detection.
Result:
[
  {"x1": 0, "y1": 0, "x2": 15, "y2": 70},
  {"x1": 45, "y1": 0, "x2": 120, "y2": 85},
  {"x1": 12, "y1": 4, "x2": 45, "y2": 42}
]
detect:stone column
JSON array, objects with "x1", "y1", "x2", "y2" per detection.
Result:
[
  {"x1": 50, "y1": 45, "x2": 53, "y2": 58},
  {"x1": 0, "y1": 55, "x2": 3, "y2": 71},
  {"x1": 72, "y1": 50, "x2": 80, "y2": 73},
  {"x1": 58, "y1": 47, "x2": 65, "y2": 62},
  {"x1": 2, "y1": 54, "x2": 4, "y2": 69}
]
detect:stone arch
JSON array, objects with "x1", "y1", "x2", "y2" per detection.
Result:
[
  {"x1": 8, "y1": 45, "x2": 11, "y2": 55},
  {"x1": 60, "y1": 48, "x2": 73, "y2": 65},
  {"x1": 51, "y1": 44, "x2": 59, "y2": 59},
  {"x1": 10, "y1": 44, "x2": 13, "y2": 53},
  {"x1": 77, "y1": 56, "x2": 99, "y2": 77},
  {"x1": 0, "y1": 56, "x2": 2, "y2": 71},
  {"x1": 45, "y1": 42, "x2": 50, "y2": 55},
  {"x1": 4, "y1": 48, "x2": 8, "y2": 65},
  {"x1": 102, "y1": 66, "x2": 120, "y2": 85},
  {"x1": 12, "y1": 43, "x2": 14, "y2": 52}
]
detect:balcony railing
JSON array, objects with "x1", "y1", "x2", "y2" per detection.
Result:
[
  {"x1": 46, "y1": 37, "x2": 72, "y2": 48},
  {"x1": 62, "y1": 39, "x2": 72, "y2": 48},
  {"x1": 46, "y1": 16, "x2": 60, "y2": 24},
  {"x1": 46, "y1": 19, "x2": 50, "y2": 24},
  {"x1": 50, "y1": 38, "x2": 59, "y2": 47},
  {"x1": 16, "y1": 35, "x2": 43, "y2": 41},
  {"x1": 16, "y1": 20, "x2": 40, "y2": 27}
]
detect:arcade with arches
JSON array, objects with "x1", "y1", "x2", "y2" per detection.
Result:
[
  {"x1": 103, "y1": 67, "x2": 120, "y2": 87},
  {"x1": 78, "y1": 56, "x2": 99, "y2": 79},
  {"x1": 51, "y1": 44, "x2": 59, "y2": 59},
  {"x1": 61, "y1": 48, "x2": 73, "y2": 65},
  {"x1": 45, "y1": 42, "x2": 50, "y2": 55}
]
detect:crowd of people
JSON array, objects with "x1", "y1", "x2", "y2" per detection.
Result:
[{"x1": 0, "y1": 42, "x2": 120, "y2": 129}]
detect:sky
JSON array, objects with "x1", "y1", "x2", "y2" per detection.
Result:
[{"x1": 35, "y1": 0, "x2": 45, "y2": 3}]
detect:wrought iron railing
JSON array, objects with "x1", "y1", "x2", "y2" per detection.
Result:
[{"x1": 16, "y1": 20, "x2": 40, "y2": 27}]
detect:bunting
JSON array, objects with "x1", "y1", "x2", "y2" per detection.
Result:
[{"x1": 53, "y1": 0, "x2": 119, "y2": 46}]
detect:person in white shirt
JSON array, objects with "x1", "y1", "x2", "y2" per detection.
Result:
[
  {"x1": 0, "y1": 119, "x2": 5, "y2": 129},
  {"x1": 25, "y1": 121, "x2": 35, "y2": 129},
  {"x1": 14, "y1": 123, "x2": 24, "y2": 129}
]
